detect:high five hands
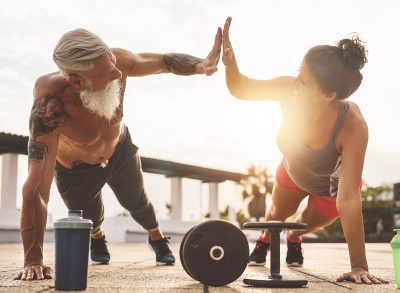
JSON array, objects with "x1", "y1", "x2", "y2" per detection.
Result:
[{"x1": 195, "y1": 16, "x2": 236, "y2": 75}]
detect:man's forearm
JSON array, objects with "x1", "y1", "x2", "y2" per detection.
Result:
[
  {"x1": 21, "y1": 190, "x2": 48, "y2": 267},
  {"x1": 338, "y1": 197, "x2": 368, "y2": 271},
  {"x1": 163, "y1": 53, "x2": 203, "y2": 75}
]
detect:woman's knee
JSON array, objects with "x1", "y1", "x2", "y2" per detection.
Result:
[
  {"x1": 297, "y1": 207, "x2": 338, "y2": 232},
  {"x1": 268, "y1": 182, "x2": 307, "y2": 220},
  {"x1": 266, "y1": 204, "x2": 294, "y2": 221}
]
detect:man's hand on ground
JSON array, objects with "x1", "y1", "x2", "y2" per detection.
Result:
[{"x1": 14, "y1": 264, "x2": 52, "y2": 281}]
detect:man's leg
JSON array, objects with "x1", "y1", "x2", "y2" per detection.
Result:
[
  {"x1": 107, "y1": 153, "x2": 175, "y2": 265},
  {"x1": 54, "y1": 163, "x2": 110, "y2": 264}
]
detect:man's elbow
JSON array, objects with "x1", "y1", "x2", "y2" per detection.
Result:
[{"x1": 22, "y1": 180, "x2": 50, "y2": 204}]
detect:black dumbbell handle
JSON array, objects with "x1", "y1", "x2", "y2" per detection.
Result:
[
  {"x1": 243, "y1": 221, "x2": 307, "y2": 231},
  {"x1": 269, "y1": 228, "x2": 282, "y2": 279}
]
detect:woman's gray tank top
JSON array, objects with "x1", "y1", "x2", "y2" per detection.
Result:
[{"x1": 276, "y1": 101, "x2": 349, "y2": 196}]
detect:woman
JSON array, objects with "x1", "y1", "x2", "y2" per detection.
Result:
[{"x1": 222, "y1": 17, "x2": 388, "y2": 285}]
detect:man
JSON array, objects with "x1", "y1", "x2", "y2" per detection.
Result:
[{"x1": 15, "y1": 27, "x2": 222, "y2": 280}]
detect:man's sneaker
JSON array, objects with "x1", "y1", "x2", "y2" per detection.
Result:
[
  {"x1": 90, "y1": 235, "x2": 110, "y2": 264},
  {"x1": 248, "y1": 237, "x2": 270, "y2": 266},
  {"x1": 286, "y1": 237, "x2": 304, "y2": 267},
  {"x1": 148, "y1": 236, "x2": 175, "y2": 265}
]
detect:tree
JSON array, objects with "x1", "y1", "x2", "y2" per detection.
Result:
[
  {"x1": 361, "y1": 182, "x2": 391, "y2": 202},
  {"x1": 240, "y1": 165, "x2": 274, "y2": 221}
]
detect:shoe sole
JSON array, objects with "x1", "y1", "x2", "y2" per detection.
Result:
[
  {"x1": 248, "y1": 261, "x2": 266, "y2": 266},
  {"x1": 156, "y1": 261, "x2": 175, "y2": 266},
  {"x1": 286, "y1": 262, "x2": 303, "y2": 267},
  {"x1": 91, "y1": 260, "x2": 109, "y2": 265}
]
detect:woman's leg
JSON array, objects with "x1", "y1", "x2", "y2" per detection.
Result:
[
  {"x1": 288, "y1": 196, "x2": 338, "y2": 240},
  {"x1": 248, "y1": 162, "x2": 308, "y2": 266},
  {"x1": 261, "y1": 179, "x2": 308, "y2": 242}
]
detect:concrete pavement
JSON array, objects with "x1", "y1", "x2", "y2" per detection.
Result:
[{"x1": 0, "y1": 242, "x2": 396, "y2": 292}]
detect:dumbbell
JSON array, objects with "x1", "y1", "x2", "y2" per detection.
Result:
[
  {"x1": 243, "y1": 220, "x2": 308, "y2": 288},
  {"x1": 179, "y1": 220, "x2": 249, "y2": 287}
]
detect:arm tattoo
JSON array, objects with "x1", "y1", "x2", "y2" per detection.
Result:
[
  {"x1": 164, "y1": 53, "x2": 203, "y2": 75},
  {"x1": 29, "y1": 96, "x2": 65, "y2": 137},
  {"x1": 28, "y1": 140, "x2": 49, "y2": 161},
  {"x1": 27, "y1": 96, "x2": 63, "y2": 162}
]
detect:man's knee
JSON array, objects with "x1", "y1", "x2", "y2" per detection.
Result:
[
  {"x1": 119, "y1": 187, "x2": 150, "y2": 211},
  {"x1": 129, "y1": 202, "x2": 158, "y2": 230},
  {"x1": 129, "y1": 201, "x2": 154, "y2": 217},
  {"x1": 114, "y1": 186, "x2": 157, "y2": 229}
]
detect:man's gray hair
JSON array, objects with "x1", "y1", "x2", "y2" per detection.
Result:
[{"x1": 53, "y1": 28, "x2": 111, "y2": 73}]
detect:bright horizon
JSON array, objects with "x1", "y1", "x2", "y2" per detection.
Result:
[{"x1": 1, "y1": 0, "x2": 400, "y2": 221}]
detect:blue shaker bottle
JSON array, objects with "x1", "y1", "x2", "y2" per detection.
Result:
[{"x1": 54, "y1": 210, "x2": 92, "y2": 291}]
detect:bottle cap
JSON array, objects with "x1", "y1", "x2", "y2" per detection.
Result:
[{"x1": 54, "y1": 210, "x2": 93, "y2": 229}]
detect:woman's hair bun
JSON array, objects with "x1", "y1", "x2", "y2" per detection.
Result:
[{"x1": 337, "y1": 34, "x2": 368, "y2": 70}]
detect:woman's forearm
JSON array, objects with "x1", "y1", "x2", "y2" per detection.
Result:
[
  {"x1": 338, "y1": 197, "x2": 368, "y2": 271},
  {"x1": 225, "y1": 64, "x2": 247, "y2": 98}
]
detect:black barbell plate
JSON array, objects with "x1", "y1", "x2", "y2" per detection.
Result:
[
  {"x1": 243, "y1": 221, "x2": 307, "y2": 231},
  {"x1": 179, "y1": 226, "x2": 197, "y2": 281},
  {"x1": 182, "y1": 220, "x2": 249, "y2": 287},
  {"x1": 243, "y1": 278, "x2": 308, "y2": 288}
]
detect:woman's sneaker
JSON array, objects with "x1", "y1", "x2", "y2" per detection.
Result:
[
  {"x1": 148, "y1": 236, "x2": 175, "y2": 265},
  {"x1": 248, "y1": 237, "x2": 270, "y2": 266},
  {"x1": 285, "y1": 236, "x2": 304, "y2": 267}
]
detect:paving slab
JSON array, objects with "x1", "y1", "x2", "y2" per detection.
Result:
[{"x1": 0, "y1": 242, "x2": 396, "y2": 292}]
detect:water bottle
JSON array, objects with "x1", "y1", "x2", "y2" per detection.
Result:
[
  {"x1": 391, "y1": 228, "x2": 400, "y2": 288},
  {"x1": 54, "y1": 210, "x2": 93, "y2": 291}
]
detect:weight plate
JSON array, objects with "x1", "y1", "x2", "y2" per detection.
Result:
[
  {"x1": 179, "y1": 226, "x2": 197, "y2": 280},
  {"x1": 182, "y1": 220, "x2": 249, "y2": 287}
]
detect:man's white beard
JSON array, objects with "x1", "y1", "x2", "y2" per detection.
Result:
[{"x1": 80, "y1": 80, "x2": 121, "y2": 121}]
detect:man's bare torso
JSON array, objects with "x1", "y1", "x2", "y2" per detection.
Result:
[{"x1": 35, "y1": 72, "x2": 127, "y2": 169}]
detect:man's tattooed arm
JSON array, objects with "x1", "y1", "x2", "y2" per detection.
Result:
[
  {"x1": 163, "y1": 53, "x2": 203, "y2": 75},
  {"x1": 28, "y1": 140, "x2": 49, "y2": 161},
  {"x1": 28, "y1": 95, "x2": 64, "y2": 161},
  {"x1": 19, "y1": 95, "x2": 65, "y2": 272},
  {"x1": 29, "y1": 96, "x2": 65, "y2": 138}
]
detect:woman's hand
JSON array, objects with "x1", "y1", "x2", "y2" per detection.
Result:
[
  {"x1": 222, "y1": 17, "x2": 237, "y2": 68},
  {"x1": 336, "y1": 267, "x2": 389, "y2": 284}
]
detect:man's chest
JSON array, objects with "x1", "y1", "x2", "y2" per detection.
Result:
[{"x1": 60, "y1": 103, "x2": 123, "y2": 146}]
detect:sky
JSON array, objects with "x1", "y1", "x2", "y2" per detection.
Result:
[{"x1": 1, "y1": 0, "x2": 400, "y2": 221}]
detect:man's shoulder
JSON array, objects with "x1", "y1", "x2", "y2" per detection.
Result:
[
  {"x1": 34, "y1": 72, "x2": 57, "y2": 87},
  {"x1": 29, "y1": 73, "x2": 68, "y2": 136},
  {"x1": 34, "y1": 72, "x2": 65, "y2": 100}
]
